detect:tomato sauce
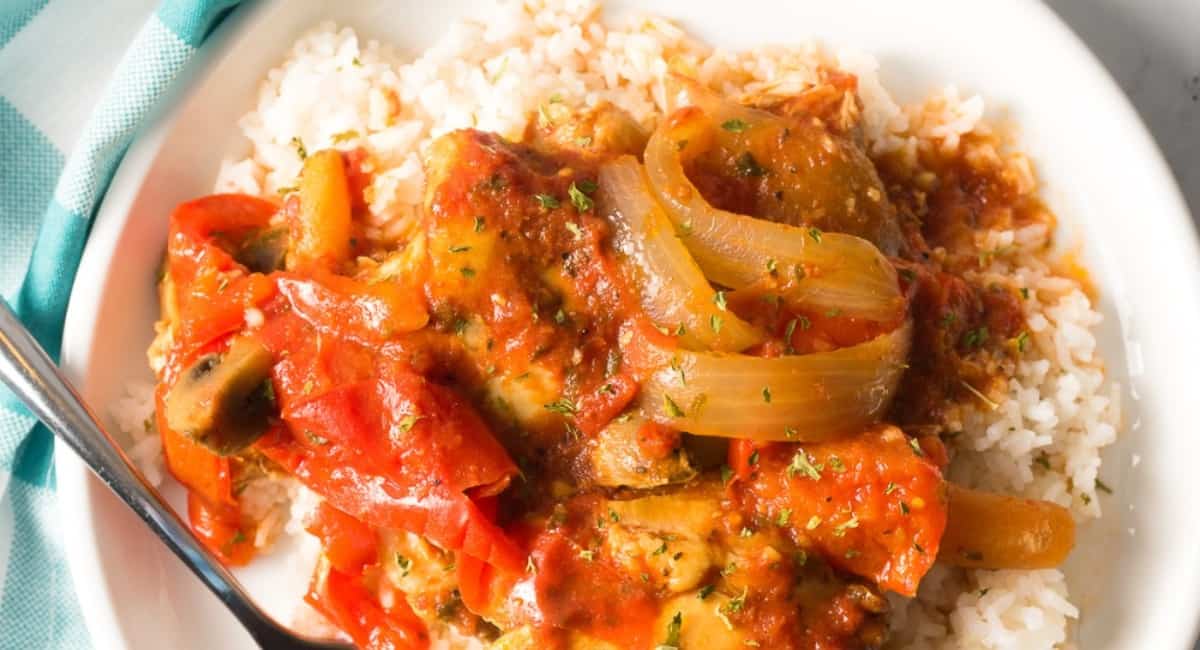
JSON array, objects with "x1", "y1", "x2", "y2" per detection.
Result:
[
  {"x1": 148, "y1": 106, "x2": 1040, "y2": 648},
  {"x1": 873, "y1": 134, "x2": 1037, "y2": 427},
  {"x1": 734, "y1": 427, "x2": 947, "y2": 596}
]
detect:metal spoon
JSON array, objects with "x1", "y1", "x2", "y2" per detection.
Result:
[{"x1": 0, "y1": 300, "x2": 352, "y2": 650}]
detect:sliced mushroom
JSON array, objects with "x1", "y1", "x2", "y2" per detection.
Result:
[
  {"x1": 235, "y1": 227, "x2": 289, "y2": 273},
  {"x1": 165, "y1": 336, "x2": 276, "y2": 455}
]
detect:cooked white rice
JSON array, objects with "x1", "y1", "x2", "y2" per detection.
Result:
[
  {"x1": 115, "y1": 1, "x2": 1122, "y2": 648},
  {"x1": 109, "y1": 380, "x2": 164, "y2": 487}
]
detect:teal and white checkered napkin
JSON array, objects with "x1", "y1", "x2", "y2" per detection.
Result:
[{"x1": 0, "y1": 1, "x2": 240, "y2": 645}]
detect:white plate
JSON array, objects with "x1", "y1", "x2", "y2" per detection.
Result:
[{"x1": 55, "y1": 1, "x2": 1200, "y2": 648}]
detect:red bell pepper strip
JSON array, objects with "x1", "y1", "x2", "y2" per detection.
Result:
[
  {"x1": 728, "y1": 438, "x2": 775, "y2": 483},
  {"x1": 187, "y1": 491, "x2": 256, "y2": 566},
  {"x1": 276, "y1": 273, "x2": 428, "y2": 346},
  {"x1": 159, "y1": 382, "x2": 257, "y2": 565},
  {"x1": 161, "y1": 193, "x2": 523, "y2": 577},
  {"x1": 156, "y1": 194, "x2": 283, "y2": 565},
  {"x1": 155, "y1": 384, "x2": 234, "y2": 509},
  {"x1": 306, "y1": 565, "x2": 429, "y2": 650},
  {"x1": 166, "y1": 193, "x2": 279, "y2": 293},
  {"x1": 164, "y1": 194, "x2": 282, "y2": 352},
  {"x1": 259, "y1": 362, "x2": 524, "y2": 574},
  {"x1": 306, "y1": 501, "x2": 380, "y2": 575}
]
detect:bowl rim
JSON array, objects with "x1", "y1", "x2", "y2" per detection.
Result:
[
  {"x1": 53, "y1": 0, "x2": 1200, "y2": 648},
  {"x1": 53, "y1": 2, "x2": 269, "y2": 647}
]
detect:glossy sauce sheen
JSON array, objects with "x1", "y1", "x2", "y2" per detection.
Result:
[{"x1": 151, "y1": 85, "x2": 1049, "y2": 648}]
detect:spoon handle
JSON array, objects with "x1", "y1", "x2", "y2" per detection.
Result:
[{"x1": 0, "y1": 300, "x2": 347, "y2": 650}]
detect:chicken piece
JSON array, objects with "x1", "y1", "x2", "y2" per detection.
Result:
[
  {"x1": 654, "y1": 593, "x2": 748, "y2": 650},
  {"x1": 422, "y1": 131, "x2": 606, "y2": 438},
  {"x1": 525, "y1": 100, "x2": 648, "y2": 160},
  {"x1": 473, "y1": 485, "x2": 889, "y2": 649},
  {"x1": 351, "y1": 237, "x2": 426, "y2": 286},
  {"x1": 377, "y1": 527, "x2": 486, "y2": 633},
  {"x1": 604, "y1": 490, "x2": 724, "y2": 535},
  {"x1": 599, "y1": 485, "x2": 889, "y2": 648},
  {"x1": 422, "y1": 130, "x2": 686, "y2": 486},
  {"x1": 379, "y1": 529, "x2": 459, "y2": 608},
  {"x1": 491, "y1": 627, "x2": 620, "y2": 650},
  {"x1": 588, "y1": 417, "x2": 696, "y2": 488},
  {"x1": 738, "y1": 425, "x2": 947, "y2": 596},
  {"x1": 603, "y1": 495, "x2": 718, "y2": 593},
  {"x1": 488, "y1": 597, "x2": 748, "y2": 650},
  {"x1": 669, "y1": 76, "x2": 904, "y2": 255}
]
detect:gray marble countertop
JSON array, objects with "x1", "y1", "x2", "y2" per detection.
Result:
[{"x1": 1047, "y1": 0, "x2": 1199, "y2": 222}]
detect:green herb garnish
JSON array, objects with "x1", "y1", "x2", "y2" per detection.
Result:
[
  {"x1": 568, "y1": 182, "x2": 594, "y2": 212},
  {"x1": 713, "y1": 291, "x2": 728, "y2": 311},
  {"x1": 963, "y1": 326, "x2": 990, "y2": 348},
  {"x1": 833, "y1": 514, "x2": 859, "y2": 537},
  {"x1": 1015, "y1": 330, "x2": 1030, "y2": 352},
  {"x1": 721, "y1": 118, "x2": 749, "y2": 133},
  {"x1": 397, "y1": 414, "x2": 422, "y2": 434},
  {"x1": 290, "y1": 136, "x2": 307, "y2": 159},
  {"x1": 544, "y1": 397, "x2": 578, "y2": 416},
  {"x1": 657, "y1": 611, "x2": 683, "y2": 650},
  {"x1": 788, "y1": 451, "x2": 822, "y2": 480}
]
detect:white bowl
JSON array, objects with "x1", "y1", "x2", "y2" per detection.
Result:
[{"x1": 56, "y1": 1, "x2": 1200, "y2": 648}]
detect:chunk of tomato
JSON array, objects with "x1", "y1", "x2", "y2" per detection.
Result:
[{"x1": 738, "y1": 425, "x2": 947, "y2": 595}]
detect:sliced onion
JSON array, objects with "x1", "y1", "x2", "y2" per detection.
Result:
[
  {"x1": 598, "y1": 157, "x2": 764, "y2": 352},
  {"x1": 643, "y1": 107, "x2": 904, "y2": 323},
  {"x1": 641, "y1": 321, "x2": 911, "y2": 441}
]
